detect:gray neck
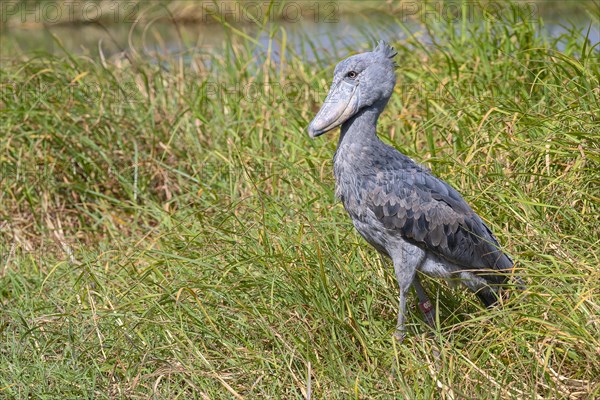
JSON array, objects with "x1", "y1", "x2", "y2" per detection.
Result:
[{"x1": 338, "y1": 99, "x2": 388, "y2": 146}]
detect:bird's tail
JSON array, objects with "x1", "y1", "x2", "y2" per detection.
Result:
[
  {"x1": 476, "y1": 289, "x2": 500, "y2": 308},
  {"x1": 477, "y1": 274, "x2": 526, "y2": 308}
]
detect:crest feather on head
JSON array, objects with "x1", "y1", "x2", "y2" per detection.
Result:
[
  {"x1": 373, "y1": 40, "x2": 398, "y2": 68},
  {"x1": 374, "y1": 40, "x2": 397, "y2": 59}
]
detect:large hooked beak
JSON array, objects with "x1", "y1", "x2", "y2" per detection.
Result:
[{"x1": 308, "y1": 79, "x2": 360, "y2": 138}]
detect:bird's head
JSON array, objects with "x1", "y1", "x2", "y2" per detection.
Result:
[{"x1": 308, "y1": 40, "x2": 398, "y2": 138}]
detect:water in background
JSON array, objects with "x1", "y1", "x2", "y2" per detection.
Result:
[{"x1": 1, "y1": 1, "x2": 598, "y2": 64}]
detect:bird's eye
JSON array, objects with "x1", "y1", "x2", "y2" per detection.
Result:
[{"x1": 346, "y1": 71, "x2": 357, "y2": 79}]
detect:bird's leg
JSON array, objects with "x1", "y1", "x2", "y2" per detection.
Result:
[
  {"x1": 413, "y1": 274, "x2": 436, "y2": 328},
  {"x1": 393, "y1": 263, "x2": 417, "y2": 342}
]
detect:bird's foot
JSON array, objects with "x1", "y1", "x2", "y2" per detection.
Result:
[{"x1": 393, "y1": 330, "x2": 406, "y2": 343}]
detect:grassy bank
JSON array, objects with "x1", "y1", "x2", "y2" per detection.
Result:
[
  {"x1": 1, "y1": 3, "x2": 599, "y2": 399},
  {"x1": 0, "y1": 0, "x2": 383, "y2": 29},
  {"x1": 1, "y1": 0, "x2": 596, "y2": 29}
]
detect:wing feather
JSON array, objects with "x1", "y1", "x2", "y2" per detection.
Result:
[{"x1": 368, "y1": 168, "x2": 512, "y2": 283}]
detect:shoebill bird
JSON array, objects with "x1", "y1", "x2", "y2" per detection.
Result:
[{"x1": 307, "y1": 41, "x2": 517, "y2": 340}]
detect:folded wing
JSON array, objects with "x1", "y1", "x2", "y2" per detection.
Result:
[{"x1": 368, "y1": 168, "x2": 512, "y2": 284}]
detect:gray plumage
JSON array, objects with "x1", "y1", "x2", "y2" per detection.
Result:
[{"x1": 308, "y1": 41, "x2": 516, "y2": 339}]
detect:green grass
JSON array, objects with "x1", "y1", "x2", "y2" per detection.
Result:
[{"x1": 1, "y1": 2, "x2": 599, "y2": 399}]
